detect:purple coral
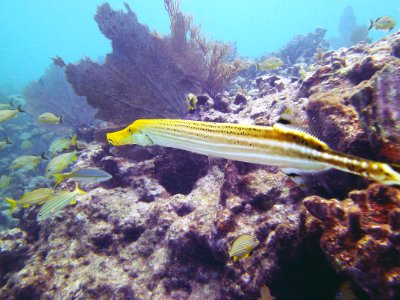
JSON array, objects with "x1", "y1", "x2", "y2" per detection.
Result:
[{"x1": 66, "y1": 2, "x2": 243, "y2": 126}]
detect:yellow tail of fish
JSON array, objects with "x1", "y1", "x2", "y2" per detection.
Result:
[
  {"x1": 74, "y1": 181, "x2": 86, "y2": 195},
  {"x1": 5, "y1": 197, "x2": 17, "y2": 215},
  {"x1": 53, "y1": 174, "x2": 65, "y2": 188},
  {"x1": 70, "y1": 134, "x2": 77, "y2": 146}
]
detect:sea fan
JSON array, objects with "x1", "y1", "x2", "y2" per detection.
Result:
[
  {"x1": 24, "y1": 64, "x2": 97, "y2": 134},
  {"x1": 65, "y1": 2, "x2": 244, "y2": 127}
]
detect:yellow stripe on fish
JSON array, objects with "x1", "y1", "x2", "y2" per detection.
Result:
[
  {"x1": 49, "y1": 134, "x2": 77, "y2": 154},
  {"x1": 45, "y1": 150, "x2": 78, "y2": 178},
  {"x1": 5, "y1": 188, "x2": 54, "y2": 215},
  {"x1": 9, "y1": 154, "x2": 44, "y2": 171},
  {"x1": 37, "y1": 182, "x2": 86, "y2": 222},
  {"x1": 228, "y1": 234, "x2": 260, "y2": 262},
  {"x1": 106, "y1": 119, "x2": 400, "y2": 185}
]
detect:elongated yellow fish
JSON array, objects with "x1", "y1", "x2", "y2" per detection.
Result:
[{"x1": 106, "y1": 119, "x2": 400, "y2": 185}]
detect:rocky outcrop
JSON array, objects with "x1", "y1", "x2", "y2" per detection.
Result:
[{"x1": 303, "y1": 184, "x2": 400, "y2": 300}]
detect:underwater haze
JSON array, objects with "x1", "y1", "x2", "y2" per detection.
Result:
[
  {"x1": 1, "y1": 0, "x2": 400, "y2": 299},
  {"x1": 0, "y1": 0, "x2": 399, "y2": 91}
]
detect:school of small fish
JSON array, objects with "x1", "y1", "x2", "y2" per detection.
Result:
[{"x1": 0, "y1": 104, "x2": 111, "y2": 221}]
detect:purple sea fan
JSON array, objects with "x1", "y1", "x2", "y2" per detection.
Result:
[
  {"x1": 24, "y1": 64, "x2": 97, "y2": 134},
  {"x1": 65, "y1": 2, "x2": 244, "y2": 127}
]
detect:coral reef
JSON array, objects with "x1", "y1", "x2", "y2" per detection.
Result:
[
  {"x1": 24, "y1": 64, "x2": 97, "y2": 134},
  {"x1": 278, "y1": 28, "x2": 329, "y2": 65},
  {"x1": 302, "y1": 184, "x2": 400, "y2": 300},
  {"x1": 350, "y1": 63, "x2": 400, "y2": 162},
  {"x1": 66, "y1": 2, "x2": 243, "y2": 126},
  {"x1": 1, "y1": 10, "x2": 400, "y2": 300},
  {"x1": 0, "y1": 229, "x2": 30, "y2": 286}
]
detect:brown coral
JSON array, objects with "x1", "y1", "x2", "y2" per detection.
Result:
[{"x1": 303, "y1": 184, "x2": 400, "y2": 300}]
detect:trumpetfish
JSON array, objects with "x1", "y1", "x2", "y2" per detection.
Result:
[{"x1": 106, "y1": 119, "x2": 400, "y2": 185}]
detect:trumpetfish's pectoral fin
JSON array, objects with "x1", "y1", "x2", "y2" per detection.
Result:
[{"x1": 276, "y1": 108, "x2": 340, "y2": 150}]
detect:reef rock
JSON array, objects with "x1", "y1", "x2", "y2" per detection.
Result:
[
  {"x1": 303, "y1": 184, "x2": 400, "y2": 300},
  {"x1": 278, "y1": 27, "x2": 329, "y2": 65},
  {"x1": 0, "y1": 229, "x2": 30, "y2": 287}
]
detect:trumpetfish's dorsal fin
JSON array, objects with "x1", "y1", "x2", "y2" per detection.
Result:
[{"x1": 276, "y1": 107, "x2": 340, "y2": 150}]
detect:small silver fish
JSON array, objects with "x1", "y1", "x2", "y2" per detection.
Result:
[
  {"x1": 53, "y1": 168, "x2": 112, "y2": 187},
  {"x1": 37, "y1": 182, "x2": 86, "y2": 222},
  {"x1": 45, "y1": 151, "x2": 78, "y2": 178},
  {"x1": 37, "y1": 112, "x2": 63, "y2": 124},
  {"x1": 228, "y1": 234, "x2": 259, "y2": 262}
]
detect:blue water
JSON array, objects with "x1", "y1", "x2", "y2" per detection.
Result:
[{"x1": 0, "y1": 0, "x2": 398, "y2": 91}]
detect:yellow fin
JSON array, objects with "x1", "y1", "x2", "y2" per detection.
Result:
[
  {"x1": 70, "y1": 134, "x2": 77, "y2": 146},
  {"x1": 5, "y1": 197, "x2": 17, "y2": 215},
  {"x1": 233, "y1": 256, "x2": 238, "y2": 262},
  {"x1": 53, "y1": 173, "x2": 65, "y2": 188},
  {"x1": 242, "y1": 252, "x2": 250, "y2": 260},
  {"x1": 74, "y1": 181, "x2": 86, "y2": 195}
]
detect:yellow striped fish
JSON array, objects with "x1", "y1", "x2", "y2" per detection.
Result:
[
  {"x1": 37, "y1": 182, "x2": 86, "y2": 222},
  {"x1": 45, "y1": 150, "x2": 78, "y2": 178},
  {"x1": 9, "y1": 153, "x2": 46, "y2": 171},
  {"x1": 49, "y1": 134, "x2": 77, "y2": 155},
  {"x1": 106, "y1": 119, "x2": 400, "y2": 185},
  {"x1": 228, "y1": 234, "x2": 259, "y2": 262},
  {"x1": 0, "y1": 105, "x2": 24, "y2": 123},
  {"x1": 5, "y1": 188, "x2": 54, "y2": 215}
]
